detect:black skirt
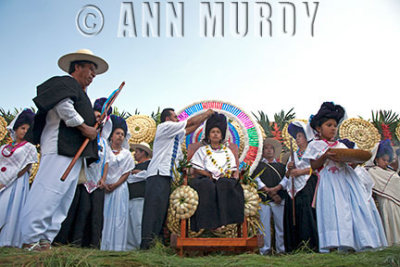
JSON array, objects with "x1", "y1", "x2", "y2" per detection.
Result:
[
  {"x1": 189, "y1": 177, "x2": 244, "y2": 232},
  {"x1": 284, "y1": 174, "x2": 319, "y2": 252}
]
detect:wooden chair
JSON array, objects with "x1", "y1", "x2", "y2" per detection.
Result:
[{"x1": 171, "y1": 142, "x2": 261, "y2": 256}]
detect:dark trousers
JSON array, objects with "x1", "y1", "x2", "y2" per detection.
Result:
[
  {"x1": 53, "y1": 184, "x2": 105, "y2": 248},
  {"x1": 140, "y1": 175, "x2": 171, "y2": 249},
  {"x1": 73, "y1": 185, "x2": 105, "y2": 248}
]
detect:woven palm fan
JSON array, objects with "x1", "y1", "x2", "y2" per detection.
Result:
[
  {"x1": 0, "y1": 116, "x2": 7, "y2": 141},
  {"x1": 396, "y1": 123, "x2": 400, "y2": 141},
  {"x1": 339, "y1": 118, "x2": 381, "y2": 150},
  {"x1": 167, "y1": 206, "x2": 204, "y2": 238},
  {"x1": 282, "y1": 119, "x2": 308, "y2": 150},
  {"x1": 177, "y1": 100, "x2": 263, "y2": 174},
  {"x1": 126, "y1": 115, "x2": 157, "y2": 144},
  {"x1": 29, "y1": 152, "x2": 40, "y2": 184},
  {"x1": 258, "y1": 123, "x2": 267, "y2": 140}
]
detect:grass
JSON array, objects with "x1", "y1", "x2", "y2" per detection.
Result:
[{"x1": 0, "y1": 244, "x2": 399, "y2": 267}]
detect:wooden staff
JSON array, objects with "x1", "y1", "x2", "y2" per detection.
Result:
[
  {"x1": 60, "y1": 82, "x2": 125, "y2": 182},
  {"x1": 289, "y1": 138, "x2": 296, "y2": 226}
]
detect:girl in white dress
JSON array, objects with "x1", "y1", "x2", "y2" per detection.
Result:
[
  {"x1": 100, "y1": 115, "x2": 135, "y2": 251},
  {"x1": 0, "y1": 109, "x2": 37, "y2": 247},
  {"x1": 303, "y1": 102, "x2": 384, "y2": 252}
]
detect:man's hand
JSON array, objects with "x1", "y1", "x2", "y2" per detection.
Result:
[
  {"x1": 77, "y1": 123, "x2": 97, "y2": 140},
  {"x1": 290, "y1": 169, "x2": 303, "y2": 177},
  {"x1": 205, "y1": 109, "x2": 214, "y2": 117},
  {"x1": 287, "y1": 161, "x2": 295, "y2": 170}
]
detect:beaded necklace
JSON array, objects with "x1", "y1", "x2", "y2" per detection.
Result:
[
  {"x1": 205, "y1": 143, "x2": 232, "y2": 178},
  {"x1": 296, "y1": 149, "x2": 305, "y2": 161},
  {"x1": 1, "y1": 141, "x2": 27, "y2": 158}
]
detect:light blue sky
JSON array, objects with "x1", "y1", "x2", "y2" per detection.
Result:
[{"x1": 1, "y1": 0, "x2": 399, "y2": 119}]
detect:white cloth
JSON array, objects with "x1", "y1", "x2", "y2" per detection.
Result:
[
  {"x1": 191, "y1": 145, "x2": 237, "y2": 180},
  {"x1": 146, "y1": 121, "x2": 187, "y2": 177},
  {"x1": 40, "y1": 98, "x2": 84, "y2": 155},
  {"x1": 126, "y1": 197, "x2": 144, "y2": 250},
  {"x1": 101, "y1": 148, "x2": 135, "y2": 251},
  {"x1": 0, "y1": 172, "x2": 30, "y2": 247},
  {"x1": 127, "y1": 170, "x2": 148, "y2": 183},
  {"x1": 368, "y1": 166, "x2": 400, "y2": 246},
  {"x1": 20, "y1": 154, "x2": 82, "y2": 244},
  {"x1": 303, "y1": 140, "x2": 386, "y2": 251},
  {"x1": 259, "y1": 200, "x2": 285, "y2": 254},
  {"x1": 0, "y1": 142, "x2": 37, "y2": 188},
  {"x1": 84, "y1": 137, "x2": 110, "y2": 193},
  {"x1": 285, "y1": 154, "x2": 312, "y2": 198}
]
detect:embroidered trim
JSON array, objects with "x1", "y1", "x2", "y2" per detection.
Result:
[
  {"x1": 170, "y1": 135, "x2": 180, "y2": 176},
  {"x1": 1, "y1": 141, "x2": 28, "y2": 158}
]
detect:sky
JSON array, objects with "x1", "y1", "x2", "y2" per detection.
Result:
[{"x1": 1, "y1": 0, "x2": 400, "y2": 120}]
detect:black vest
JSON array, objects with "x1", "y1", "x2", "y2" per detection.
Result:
[
  {"x1": 128, "y1": 160, "x2": 150, "y2": 199},
  {"x1": 30, "y1": 76, "x2": 98, "y2": 162},
  {"x1": 252, "y1": 161, "x2": 287, "y2": 202}
]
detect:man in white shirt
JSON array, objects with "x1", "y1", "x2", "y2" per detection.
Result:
[
  {"x1": 252, "y1": 138, "x2": 287, "y2": 255},
  {"x1": 21, "y1": 49, "x2": 108, "y2": 251},
  {"x1": 140, "y1": 108, "x2": 214, "y2": 249}
]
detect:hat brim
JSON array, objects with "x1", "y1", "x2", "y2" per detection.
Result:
[
  {"x1": 58, "y1": 53, "x2": 108, "y2": 74},
  {"x1": 264, "y1": 138, "x2": 282, "y2": 160},
  {"x1": 130, "y1": 144, "x2": 152, "y2": 158}
]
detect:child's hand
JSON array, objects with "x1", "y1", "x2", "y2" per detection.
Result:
[
  {"x1": 272, "y1": 194, "x2": 282, "y2": 204},
  {"x1": 324, "y1": 150, "x2": 341, "y2": 162}
]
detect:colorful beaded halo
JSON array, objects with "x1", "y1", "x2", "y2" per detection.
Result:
[
  {"x1": 126, "y1": 115, "x2": 157, "y2": 144},
  {"x1": 282, "y1": 119, "x2": 308, "y2": 151},
  {"x1": 0, "y1": 116, "x2": 7, "y2": 141},
  {"x1": 339, "y1": 118, "x2": 380, "y2": 150},
  {"x1": 177, "y1": 100, "x2": 263, "y2": 174}
]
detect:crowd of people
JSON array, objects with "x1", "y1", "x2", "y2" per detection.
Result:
[{"x1": 0, "y1": 49, "x2": 399, "y2": 254}]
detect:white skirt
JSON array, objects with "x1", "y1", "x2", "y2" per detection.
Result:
[
  {"x1": 316, "y1": 166, "x2": 385, "y2": 251},
  {"x1": 0, "y1": 173, "x2": 30, "y2": 247},
  {"x1": 101, "y1": 182, "x2": 129, "y2": 251}
]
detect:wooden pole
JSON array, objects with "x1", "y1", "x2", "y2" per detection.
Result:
[{"x1": 60, "y1": 82, "x2": 125, "y2": 181}]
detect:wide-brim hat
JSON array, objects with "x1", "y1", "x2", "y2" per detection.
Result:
[
  {"x1": 58, "y1": 49, "x2": 108, "y2": 74},
  {"x1": 263, "y1": 138, "x2": 282, "y2": 160},
  {"x1": 130, "y1": 142, "x2": 152, "y2": 158}
]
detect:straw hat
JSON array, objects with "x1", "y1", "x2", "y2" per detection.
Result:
[
  {"x1": 130, "y1": 142, "x2": 152, "y2": 158},
  {"x1": 263, "y1": 138, "x2": 282, "y2": 160},
  {"x1": 58, "y1": 49, "x2": 108, "y2": 74}
]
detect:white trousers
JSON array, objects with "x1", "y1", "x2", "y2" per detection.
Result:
[
  {"x1": 20, "y1": 154, "x2": 82, "y2": 244},
  {"x1": 259, "y1": 200, "x2": 285, "y2": 254},
  {"x1": 127, "y1": 198, "x2": 144, "y2": 250}
]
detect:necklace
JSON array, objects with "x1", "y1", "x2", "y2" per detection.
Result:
[
  {"x1": 1, "y1": 141, "x2": 27, "y2": 158},
  {"x1": 296, "y1": 149, "x2": 305, "y2": 160},
  {"x1": 205, "y1": 143, "x2": 232, "y2": 178}
]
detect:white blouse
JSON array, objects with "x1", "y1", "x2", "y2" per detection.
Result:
[{"x1": 191, "y1": 145, "x2": 237, "y2": 180}]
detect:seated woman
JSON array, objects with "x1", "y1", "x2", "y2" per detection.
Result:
[
  {"x1": 367, "y1": 139, "x2": 400, "y2": 246},
  {"x1": 189, "y1": 113, "x2": 244, "y2": 232}
]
